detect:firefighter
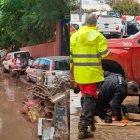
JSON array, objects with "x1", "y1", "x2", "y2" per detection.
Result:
[
  {"x1": 70, "y1": 14, "x2": 109, "y2": 139},
  {"x1": 96, "y1": 71, "x2": 139, "y2": 122}
]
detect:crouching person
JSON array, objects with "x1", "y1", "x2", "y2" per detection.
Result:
[{"x1": 96, "y1": 71, "x2": 139, "y2": 121}]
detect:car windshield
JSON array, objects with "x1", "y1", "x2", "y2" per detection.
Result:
[
  {"x1": 14, "y1": 52, "x2": 31, "y2": 59},
  {"x1": 55, "y1": 59, "x2": 69, "y2": 70},
  {"x1": 127, "y1": 31, "x2": 140, "y2": 39}
]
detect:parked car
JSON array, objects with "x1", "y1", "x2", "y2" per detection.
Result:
[
  {"x1": 126, "y1": 20, "x2": 140, "y2": 36},
  {"x1": 0, "y1": 49, "x2": 8, "y2": 62},
  {"x1": 70, "y1": 21, "x2": 84, "y2": 30},
  {"x1": 2, "y1": 51, "x2": 33, "y2": 76},
  {"x1": 102, "y1": 31, "x2": 140, "y2": 86},
  {"x1": 25, "y1": 56, "x2": 70, "y2": 85},
  {"x1": 97, "y1": 16, "x2": 126, "y2": 38}
]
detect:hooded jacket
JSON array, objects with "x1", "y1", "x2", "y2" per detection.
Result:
[{"x1": 70, "y1": 26, "x2": 109, "y2": 84}]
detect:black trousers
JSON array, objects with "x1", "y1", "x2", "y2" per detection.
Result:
[{"x1": 95, "y1": 96, "x2": 111, "y2": 119}]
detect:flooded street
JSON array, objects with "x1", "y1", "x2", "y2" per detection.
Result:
[{"x1": 0, "y1": 68, "x2": 36, "y2": 140}]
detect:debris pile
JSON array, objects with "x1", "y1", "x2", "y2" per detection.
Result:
[{"x1": 22, "y1": 74, "x2": 70, "y2": 139}]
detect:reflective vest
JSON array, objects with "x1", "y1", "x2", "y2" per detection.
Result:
[{"x1": 70, "y1": 26, "x2": 109, "y2": 84}]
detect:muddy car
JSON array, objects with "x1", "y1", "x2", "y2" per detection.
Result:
[
  {"x1": 25, "y1": 56, "x2": 70, "y2": 85},
  {"x1": 2, "y1": 51, "x2": 33, "y2": 76}
]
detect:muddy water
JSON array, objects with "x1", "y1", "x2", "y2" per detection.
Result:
[{"x1": 0, "y1": 71, "x2": 36, "y2": 140}]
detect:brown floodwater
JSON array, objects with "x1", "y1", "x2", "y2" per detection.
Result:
[{"x1": 0, "y1": 70, "x2": 36, "y2": 140}]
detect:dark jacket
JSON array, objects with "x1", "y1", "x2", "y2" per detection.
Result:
[{"x1": 97, "y1": 71, "x2": 127, "y2": 120}]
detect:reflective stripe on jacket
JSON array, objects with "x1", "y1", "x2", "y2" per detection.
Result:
[{"x1": 70, "y1": 26, "x2": 109, "y2": 84}]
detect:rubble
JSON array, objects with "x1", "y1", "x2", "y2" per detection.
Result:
[{"x1": 22, "y1": 74, "x2": 70, "y2": 139}]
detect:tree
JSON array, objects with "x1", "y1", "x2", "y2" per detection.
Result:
[
  {"x1": 0, "y1": 0, "x2": 70, "y2": 49},
  {"x1": 112, "y1": 0, "x2": 140, "y2": 16},
  {"x1": 70, "y1": 0, "x2": 79, "y2": 12}
]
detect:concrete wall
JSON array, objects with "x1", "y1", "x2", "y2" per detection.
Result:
[
  {"x1": 20, "y1": 22, "x2": 61, "y2": 59},
  {"x1": 20, "y1": 42, "x2": 59, "y2": 59}
]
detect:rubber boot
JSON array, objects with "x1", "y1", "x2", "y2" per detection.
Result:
[
  {"x1": 81, "y1": 96, "x2": 96, "y2": 132},
  {"x1": 78, "y1": 94, "x2": 96, "y2": 139},
  {"x1": 78, "y1": 127, "x2": 93, "y2": 139},
  {"x1": 90, "y1": 119, "x2": 96, "y2": 132}
]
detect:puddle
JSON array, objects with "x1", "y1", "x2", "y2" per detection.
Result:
[
  {"x1": 70, "y1": 90, "x2": 81, "y2": 115},
  {"x1": 0, "y1": 70, "x2": 36, "y2": 140}
]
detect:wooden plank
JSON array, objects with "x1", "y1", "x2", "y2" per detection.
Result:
[
  {"x1": 96, "y1": 122, "x2": 126, "y2": 127},
  {"x1": 128, "y1": 113, "x2": 140, "y2": 120},
  {"x1": 95, "y1": 115, "x2": 140, "y2": 126},
  {"x1": 53, "y1": 104, "x2": 69, "y2": 140},
  {"x1": 127, "y1": 122, "x2": 140, "y2": 126}
]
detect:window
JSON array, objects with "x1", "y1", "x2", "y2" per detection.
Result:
[
  {"x1": 72, "y1": 24, "x2": 79, "y2": 30},
  {"x1": 32, "y1": 58, "x2": 40, "y2": 68},
  {"x1": 137, "y1": 39, "x2": 140, "y2": 44},
  {"x1": 39, "y1": 59, "x2": 50, "y2": 70},
  {"x1": 14, "y1": 52, "x2": 31, "y2": 59},
  {"x1": 7, "y1": 54, "x2": 12, "y2": 60},
  {"x1": 55, "y1": 59, "x2": 69, "y2": 70},
  {"x1": 128, "y1": 31, "x2": 140, "y2": 39}
]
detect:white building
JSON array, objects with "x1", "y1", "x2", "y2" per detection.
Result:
[
  {"x1": 82, "y1": 3, "x2": 112, "y2": 11},
  {"x1": 71, "y1": 1, "x2": 111, "y2": 22}
]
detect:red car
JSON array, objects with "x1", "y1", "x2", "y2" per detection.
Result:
[{"x1": 102, "y1": 32, "x2": 140, "y2": 86}]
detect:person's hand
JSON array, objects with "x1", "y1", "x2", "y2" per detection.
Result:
[{"x1": 74, "y1": 82, "x2": 80, "y2": 94}]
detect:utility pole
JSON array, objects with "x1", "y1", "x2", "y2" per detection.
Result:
[{"x1": 79, "y1": 0, "x2": 82, "y2": 21}]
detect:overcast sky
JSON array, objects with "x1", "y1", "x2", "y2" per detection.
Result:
[
  {"x1": 82, "y1": 0, "x2": 140, "y2": 4},
  {"x1": 82, "y1": 0, "x2": 106, "y2": 4},
  {"x1": 82, "y1": 0, "x2": 98, "y2": 4}
]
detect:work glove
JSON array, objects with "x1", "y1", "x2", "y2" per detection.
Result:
[{"x1": 74, "y1": 83, "x2": 80, "y2": 94}]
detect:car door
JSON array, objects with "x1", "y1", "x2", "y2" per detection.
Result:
[
  {"x1": 36, "y1": 59, "x2": 50, "y2": 82},
  {"x1": 28, "y1": 58, "x2": 40, "y2": 82},
  {"x1": 132, "y1": 36, "x2": 140, "y2": 84},
  {"x1": 3, "y1": 54, "x2": 13, "y2": 70}
]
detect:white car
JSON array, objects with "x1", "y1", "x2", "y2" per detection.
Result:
[
  {"x1": 70, "y1": 21, "x2": 84, "y2": 30},
  {"x1": 2, "y1": 51, "x2": 33, "y2": 75},
  {"x1": 97, "y1": 16, "x2": 126, "y2": 38}
]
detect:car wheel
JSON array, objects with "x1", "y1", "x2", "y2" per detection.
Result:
[
  {"x1": 119, "y1": 31, "x2": 123, "y2": 38},
  {"x1": 3, "y1": 67, "x2": 7, "y2": 73},
  {"x1": 9, "y1": 67, "x2": 15, "y2": 77},
  {"x1": 25, "y1": 73, "x2": 30, "y2": 82}
]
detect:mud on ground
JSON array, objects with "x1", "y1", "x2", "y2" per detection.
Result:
[{"x1": 70, "y1": 96, "x2": 140, "y2": 140}]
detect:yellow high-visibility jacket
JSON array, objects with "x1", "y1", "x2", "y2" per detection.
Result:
[{"x1": 70, "y1": 26, "x2": 109, "y2": 84}]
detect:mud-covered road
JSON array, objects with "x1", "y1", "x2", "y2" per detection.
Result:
[
  {"x1": 1, "y1": 67, "x2": 140, "y2": 140},
  {"x1": 70, "y1": 92, "x2": 140, "y2": 140},
  {"x1": 0, "y1": 68, "x2": 36, "y2": 140}
]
